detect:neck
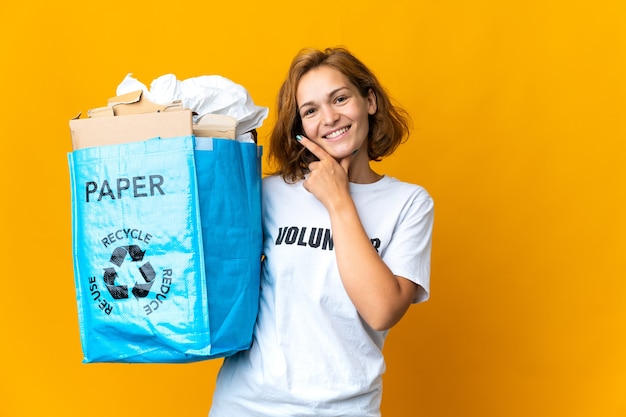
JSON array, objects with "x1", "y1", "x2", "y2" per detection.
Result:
[{"x1": 348, "y1": 163, "x2": 382, "y2": 184}]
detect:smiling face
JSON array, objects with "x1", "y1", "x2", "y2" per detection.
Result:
[{"x1": 296, "y1": 66, "x2": 377, "y2": 161}]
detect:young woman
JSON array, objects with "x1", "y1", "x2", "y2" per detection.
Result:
[{"x1": 209, "y1": 47, "x2": 434, "y2": 417}]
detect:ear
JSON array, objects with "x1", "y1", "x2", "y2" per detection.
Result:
[{"x1": 366, "y1": 88, "x2": 377, "y2": 115}]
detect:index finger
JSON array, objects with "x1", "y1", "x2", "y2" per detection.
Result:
[{"x1": 296, "y1": 135, "x2": 330, "y2": 161}]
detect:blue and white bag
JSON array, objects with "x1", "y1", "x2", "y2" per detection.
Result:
[{"x1": 68, "y1": 135, "x2": 262, "y2": 363}]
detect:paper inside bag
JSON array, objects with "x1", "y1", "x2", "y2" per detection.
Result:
[
  {"x1": 117, "y1": 74, "x2": 268, "y2": 136},
  {"x1": 193, "y1": 114, "x2": 237, "y2": 140},
  {"x1": 108, "y1": 90, "x2": 183, "y2": 116}
]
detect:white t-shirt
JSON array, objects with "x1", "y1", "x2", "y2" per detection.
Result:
[{"x1": 210, "y1": 174, "x2": 434, "y2": 417}]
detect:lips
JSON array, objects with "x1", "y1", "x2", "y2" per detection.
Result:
[{"x1": 323, "y1": 126, "x2": 350, "y2": 139}]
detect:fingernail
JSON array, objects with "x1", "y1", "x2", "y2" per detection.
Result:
[{"x1": 295, "y1": 135, "x2": 303, "y2": 141}]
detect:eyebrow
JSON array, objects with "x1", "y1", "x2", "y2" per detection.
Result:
[{"x1": 298, "y1": 87, "x2": 350, "y2": 111}]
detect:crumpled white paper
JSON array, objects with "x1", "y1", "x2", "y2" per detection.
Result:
[{"x1": 116, "y1": 73, "x2": 268, "y2": 137}]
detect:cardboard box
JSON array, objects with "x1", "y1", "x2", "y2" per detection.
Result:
[
  {"x1": 70, "y1": 90, "x2": 192, "y2": 150},
  {"x1": 86, "y1": 90, "x2": 184, "y2": 118},
  {"x1": 107, "y1": 90, "x2": 184, "y2": 116},
  {"x1": 69, "y1": 109, "x2": 193, "y2": 150},
  {"x1": 193, "y1": 114, "x2": 237, "y2": 140}
]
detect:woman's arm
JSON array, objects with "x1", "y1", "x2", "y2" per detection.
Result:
[
  {"x1": 297, "y1": 136, "x2": 418, "y2": 331},
  {"x1": 327, "y1": 195, "x2": 419, "y2": 331}
]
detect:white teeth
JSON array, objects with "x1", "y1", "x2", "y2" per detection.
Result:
[{"x1": 325, "y1": 127, "x2": 349, "y2": 139}]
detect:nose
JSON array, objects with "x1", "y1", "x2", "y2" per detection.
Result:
[{"x1": 321, "y1": 105, "x2": 339, "y2": 125}]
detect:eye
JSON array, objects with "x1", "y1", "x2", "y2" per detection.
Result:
[
  {"x1": 301, "y1": 107, "x2": 316, "y2": 118},
  {"x1": 334, "y1": 95, "x2": 349, "y2": 105}
]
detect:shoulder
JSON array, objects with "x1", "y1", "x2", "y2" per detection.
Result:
[
  {"x1": 262, "y1": 174, "x2": 309, "y2": 200},
  {"x1": 379, "y1": 177, "x2": 434, "y2": 219},
  {"x1": 262, "y1": 174, "x2": 288, "y2": 191},
  {"x1": 262, "y1": 174, "x2": 301, "y2": 190},
  {"x1": 365, "y1": 176, "x2": 433, "y2": 204},
  {"x1": 263, "y1": 174, "x2": 297, "y2": 184}
]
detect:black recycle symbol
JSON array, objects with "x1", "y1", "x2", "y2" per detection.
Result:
[{"x1": 103, "y1": 245, "x2": 156, "y2": 299}]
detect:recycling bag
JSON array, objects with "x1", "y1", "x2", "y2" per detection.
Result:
[{"x1": 68, "y1": 135, "x2": 262, "y2": 363}]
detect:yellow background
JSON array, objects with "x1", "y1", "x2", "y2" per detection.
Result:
[{"x1": 1, "y1": 1, "x2": 624, "y2": 416}]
